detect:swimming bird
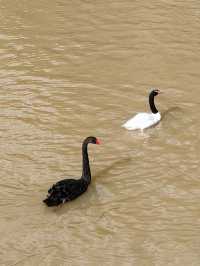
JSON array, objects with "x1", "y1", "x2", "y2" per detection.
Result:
[
  {"x1": 43, "y1": 136, "x2": 100, "y2": 207},
  {"x1": 122, "y1": 89, "x2": 162, "y2": 130}
]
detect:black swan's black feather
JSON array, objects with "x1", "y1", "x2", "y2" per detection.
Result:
[{"x1": 43, "y1": 179, "x2": 88, "y2": 206}]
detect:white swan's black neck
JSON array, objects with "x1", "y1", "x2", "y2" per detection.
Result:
[
  {"x1": 149, "y1": 92, "x2": 158, "y2": 114},
  {"x1": 81, "y1": 142, "x2": 91, "y2": 184}
]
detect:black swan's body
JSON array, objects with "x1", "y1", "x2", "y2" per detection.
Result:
[{"x1": 43, "y1": 136, "x2": 100, "y2": 207}]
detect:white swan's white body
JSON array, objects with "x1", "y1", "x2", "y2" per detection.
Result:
[
  {"x1": 122, "y1": 112, "x2": 161, "y2": 130},
  {"x1": 122, "y1": 89, "x2": 162, "y2": 130}
]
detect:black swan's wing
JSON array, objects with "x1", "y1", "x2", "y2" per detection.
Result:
[{"x1": 44, "y1": 178, "x2": 88, "y2": 206}]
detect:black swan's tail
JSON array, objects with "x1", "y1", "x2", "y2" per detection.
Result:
[
  {"x1": 43, "y1": 197, "x2": 57, "y2": 207},
  {"x1": 43, "y1": 192, "x2": 64, "y2": 207}
]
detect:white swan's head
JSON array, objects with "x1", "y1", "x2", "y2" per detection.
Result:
[{"x1": 150, "y1": 89, "x2": 161, "y2": 97}]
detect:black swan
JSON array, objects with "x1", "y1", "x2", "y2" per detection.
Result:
[
  {"x1": 43, "y1": 136, "x2": 100, "y2": 207},
  {"x1": 122, "y1": 89, "x2": 162, "y2": 130}
]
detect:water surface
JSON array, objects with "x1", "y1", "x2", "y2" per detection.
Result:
[{"x1": 0, "y1": 1, "x2": 200, "y2": 265}]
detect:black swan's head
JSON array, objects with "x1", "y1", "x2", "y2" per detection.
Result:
[
  {"x1": 84, "y1": 136, "x2": 101, "y2": 145},
  {"x1": 150, "y1": 89, "x2": 161, "y2": 97}
]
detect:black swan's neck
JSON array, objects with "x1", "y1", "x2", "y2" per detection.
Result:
[
  {"x1": 149, "y1": 93, "x2": 158, "y2": 114},
  {"x1": 81, "y1": 142, "x2": 91, "y2": 184}
]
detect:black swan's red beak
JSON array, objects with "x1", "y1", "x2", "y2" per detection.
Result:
[{"x1": 96, "y1": 138, "x2": 101, "y2": 145}]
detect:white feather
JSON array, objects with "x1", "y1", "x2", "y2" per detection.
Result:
[{"x1": 122, "y1": 112, "x2": 161, "y2": 130}]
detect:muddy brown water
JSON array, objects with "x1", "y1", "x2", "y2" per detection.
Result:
[{"x1": 0, "y1": 1, "x2": 200, "y2": 265}]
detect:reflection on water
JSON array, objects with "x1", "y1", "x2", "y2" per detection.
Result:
[
  {"x1": 161, "y1": 106, "x2": 182, "y2": 120},
  {"x1": 0, "y1": 0, "x2": 200, "y2": 265}
]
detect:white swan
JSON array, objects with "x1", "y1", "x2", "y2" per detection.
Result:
[{"x1": 122, "y1": 89, "x2": 161, "y2": 130}]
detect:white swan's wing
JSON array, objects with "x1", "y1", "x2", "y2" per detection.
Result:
[
  {"x1": 122, "y1": 112, "x2": 161, "y2": 130},
  {"x1": 122, "y1": 113, "x2": 149, "y2": 130}
]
